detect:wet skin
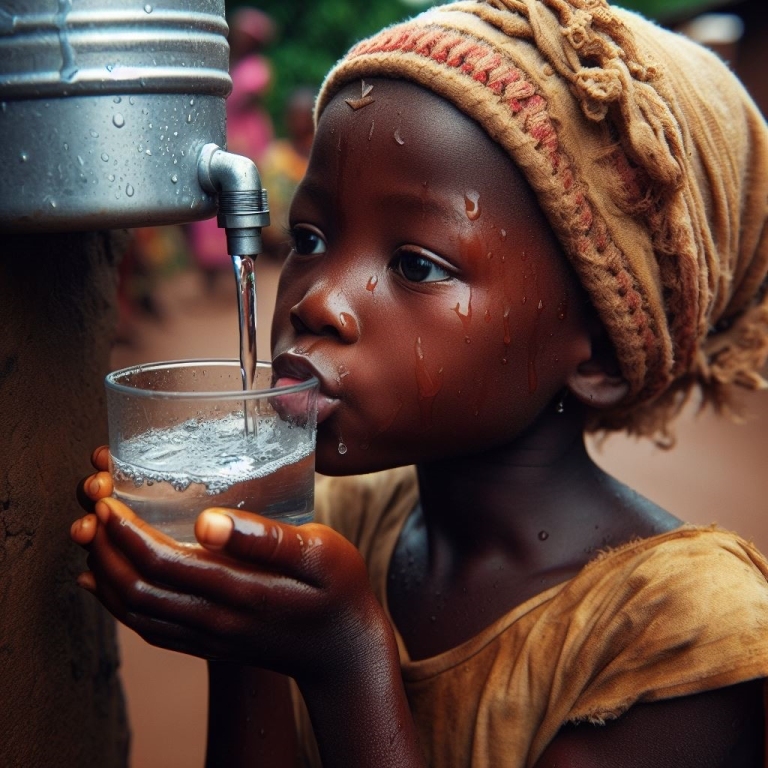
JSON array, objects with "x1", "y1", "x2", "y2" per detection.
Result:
[{"x1": 73, "y1": 80, "x2": 763, "y2": 767}]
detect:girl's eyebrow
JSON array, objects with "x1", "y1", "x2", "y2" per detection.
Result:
[{"x1": 380, "y1": 191, "x2": 467, "y2": 225}]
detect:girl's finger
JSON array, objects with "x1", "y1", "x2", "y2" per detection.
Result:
[
  {"x1": 91, "y1": 445, "x2": 110, "y2": 471},
  {"x1": 71, "y1": 513, "x2": 99, "y2": 546},
  {"x1": 96, "y1": 497, "x2": 306, "y2": 609},
  {"x1": 197, "y1": 508, "x2": 324, "y2": 584}
]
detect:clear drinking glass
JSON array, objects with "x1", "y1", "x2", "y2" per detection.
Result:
[{"x1": 105, "y1": 359, "x2": 318, "y2": 544}]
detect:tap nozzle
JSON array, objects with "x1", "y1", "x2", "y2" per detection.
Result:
[{"x1": 197, "y1": 143, "x2": 270, "y2": 256}]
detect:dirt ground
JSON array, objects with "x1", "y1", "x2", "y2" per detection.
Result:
[{"x1": 111, "y1": 260, "x2": 768, "y2": 768}]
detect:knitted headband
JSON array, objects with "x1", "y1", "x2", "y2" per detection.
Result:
[{"x1": 316, "y1": 0, "x2": 768, "y2": 439}]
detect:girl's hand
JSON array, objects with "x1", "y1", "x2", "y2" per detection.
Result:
[{"x1": 72, "y1": 486, "x2": 388, "y2": 686}]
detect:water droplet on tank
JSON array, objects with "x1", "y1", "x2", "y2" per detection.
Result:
[
  {"x1": 108, "y1": 173, "x2": 115, "y2": 182},
  {"x1": 337, "y1": 442, "x2": 347, "y2": 455},
  {"x1": 89, "y1": 129, "x2": 99, "y2": 138},
  {"x1": 112, "y1": 113, "x2": 125, "y2": 128},
  {"x1": 113, "y1": 96, "x2": 122, "y2": 104},
  {"x1": 186, "y1": 113, "x2": 193, "y2": 124},
  {"x1": 49, "y1": 198, "x2": 57, "y2": 208},
  {"x1": 126, "y1": 184, "x2": 135, "y2": 197},
  {"x1": 144, "y1": 3, "x2": 153, "y2": 12},
  {"x1": 101, "y1": 153, "x2": 109, "y2": 162},
  {"x1": 145, "y1": 149, "x2": 152, "y2": 155},
  {"x1": 129, "y1": 96, "x2": 135, "y2": 105},
  {"x1": 189, "y1": 98, "x2": 195, "y2": 106},
  {"x1": 63, "y1": 142, "x2": 69, "y2": 151},
  {"x1": 106, "y1": 63, "x2": 114, "y2": 72},
  {"x1": 77, "y1": 155, "x2": 84, "y2": 166},
  {"x1": 171, "y1": 174, "x2": 178, "y2": 184},
  {"x1": 19, "y1": 151, "x2": 28, "y2": 162}
]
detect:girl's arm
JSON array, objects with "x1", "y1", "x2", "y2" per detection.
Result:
[
  {"x1": 534, "y1": 679, "x2": 764, "y2": 768},
  {"x1": 206, "y1": 663, "x2": 299, "y2": 768}
]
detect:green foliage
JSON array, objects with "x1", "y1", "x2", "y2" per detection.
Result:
[{"x1": 227, "y1": 0, "x2": 442, "y2": 129}]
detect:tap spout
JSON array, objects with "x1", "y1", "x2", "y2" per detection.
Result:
[{"x1": 197, "y1": 143, "x2": 270, "y2": 256}]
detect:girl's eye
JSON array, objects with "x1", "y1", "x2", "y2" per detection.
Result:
[
  {"x1": 290, "y1": 226, "x2": 326, "y2": 256},
  {"x1": 393, "y1": 250, "x2": 452, "y2": 283}
]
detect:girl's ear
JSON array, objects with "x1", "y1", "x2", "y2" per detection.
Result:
[{"x1": 566, "y1": 313, "x2": 630, "y2": 409}]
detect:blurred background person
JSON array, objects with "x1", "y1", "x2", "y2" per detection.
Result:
[{"x1": 259, "y1": 85, "x2": 317, "y2": 262}]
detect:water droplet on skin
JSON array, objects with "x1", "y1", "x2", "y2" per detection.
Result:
[
  {"x1": 503, "y1": 308, "x2": 511, "y2": 345},
  {"x1": 394, "y1": 127, "x2": 405, "y2": 146},
  {"x1": 537, "y1": 299, "x2": 544, "y2": 311},
  {"x1": 464, "y1": 337, "x2": 471, "y2": 344},
  {"x1": 538, "y1": 530, "x2": 549, "y2": 541},
  {"x1": 126, "y1": 184, "x2": 135, "y2": 197},
  {"x1": 19, "y1": 151, "x2": 28, "y2": 162},
  {"x1": 101, "y1": 153, "x2": 109, "y2": 162},
  {"x1": 337, "y1": 442, "x2": 348, "y2": 455},
  {"x1": 366, "y1": 275, "x2": 378, "y2": 293},
  {"x1": 171, "y1": 174, "x2": 178, "y2": 184},
  {"x1": 464, "y1": 190, "x2": 481, "y2": 221},
  {"x1": 500, "y1": 229, "x2": 507, "y2": 241},
  {"x1": 368, "y1": 121, "x2": 375, "y2": 141}
]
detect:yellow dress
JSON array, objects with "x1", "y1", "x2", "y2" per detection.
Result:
[{"x1": 293, "y1": 467, "x2": 768, "y2": 767}]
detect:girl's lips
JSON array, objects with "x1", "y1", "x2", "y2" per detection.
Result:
[
  {"x1": 273, "y1": 376, "x2": 339, "y2": 424},
  {"x1": 272, "y1": 353, "x2": 341, "y2": 425}
]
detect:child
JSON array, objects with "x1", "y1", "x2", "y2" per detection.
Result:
[{"x1": 72, "y1": 0, "x2": 768, "y2": 765}]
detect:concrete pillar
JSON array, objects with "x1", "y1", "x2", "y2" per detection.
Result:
[{"x1": 0, "y1": 231, "x2": 129, "y2": 766}]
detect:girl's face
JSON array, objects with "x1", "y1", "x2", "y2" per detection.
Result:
[{"x1": 271, "y1": 79, "x2": 591, "y2": 475}]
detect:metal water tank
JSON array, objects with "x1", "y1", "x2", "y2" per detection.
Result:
[{"x1": 0, "y1": 0, "x2": 231, "y2": 232}]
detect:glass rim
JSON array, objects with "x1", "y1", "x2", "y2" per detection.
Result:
[{"x1": 105, "y1": 358, "x2": 319, "y2": 401}]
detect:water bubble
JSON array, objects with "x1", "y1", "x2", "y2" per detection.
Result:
[
  {"x1": 19, "y1": 151, "x2": 28, "y2": 163},
  {"x1": 126, "y1": 184, "x2": 135, "y2": 197},
  {"x1": 337, "y1": 442, "x2": 348, "y2": 455},
  {"x1": 101, "y1": 152, "x2": 109, "y2": 162},
  {"x1": 112, "y1": 113, "x2": 125, "y2": 128},
  {"x1": 171, "y1": 174, "x2": 178, "y2": 184},
  {"x1": 89, "y1": 129, "x2": 99, "y2": 138}
]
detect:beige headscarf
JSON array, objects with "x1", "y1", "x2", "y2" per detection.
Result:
[{"x1": 316, "y1": 0, "x2": 768, "y2": 440}]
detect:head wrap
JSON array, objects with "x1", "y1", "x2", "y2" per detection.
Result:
[{"x1": 316, "y1": 0, "x2": 768, "y2": 439}]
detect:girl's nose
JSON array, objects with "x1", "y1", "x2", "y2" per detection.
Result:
[{"x1": 289, "y1": 284, "x2": 361, "y2": 344}]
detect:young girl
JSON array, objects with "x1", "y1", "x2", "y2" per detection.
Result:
[{"x1": 72, "y1": 0, "x2": 768, "y2": 765}]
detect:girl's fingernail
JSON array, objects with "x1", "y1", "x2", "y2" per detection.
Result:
[
  {"x1": 94, "y1": 500, "x2": 110, "y2": 524},
  {"x1": 196, "y1": 511, "x2": 233, "y2": 549},
  {"x1": 88, "y1": 477, "x2": 102, "y2": 495}
]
